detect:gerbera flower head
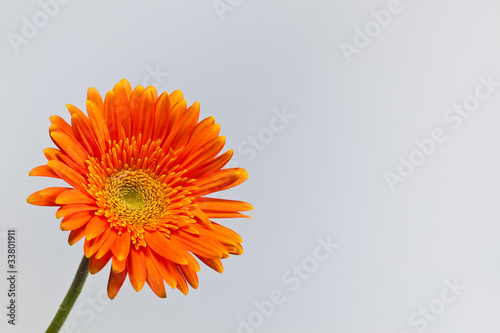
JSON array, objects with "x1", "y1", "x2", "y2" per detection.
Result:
[{"x1": 27, "y1": 79, "x2": 252, "y2": 299}]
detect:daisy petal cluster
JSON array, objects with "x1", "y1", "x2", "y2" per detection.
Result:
[{"x1": 28, "y1": 79, "x2": 252, "y2": 299}]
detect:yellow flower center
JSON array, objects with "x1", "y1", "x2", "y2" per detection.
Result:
[{"x1": 103, "y1": 169, "x2": 167, "y2": 226}]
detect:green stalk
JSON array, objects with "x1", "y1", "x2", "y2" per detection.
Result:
[{"x1": 45, "y1": 255, "x2": 90, "y2": 333}]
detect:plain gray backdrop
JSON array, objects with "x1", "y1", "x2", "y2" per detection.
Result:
[{"x1": 2, "y1": 0, "x2": 500, "y2": 332}]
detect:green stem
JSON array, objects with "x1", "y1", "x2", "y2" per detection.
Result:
[{"x1": 45, "y1": 255, "x2": 90, "y2": 333}]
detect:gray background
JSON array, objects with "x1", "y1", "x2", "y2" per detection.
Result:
[{"x1": 2, "y1": 0, "x2": 500, "y2": 332}]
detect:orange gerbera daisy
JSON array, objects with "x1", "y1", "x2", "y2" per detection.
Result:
[{"x1": 28, "y1": 79, "x2": 252, "y2": 299}]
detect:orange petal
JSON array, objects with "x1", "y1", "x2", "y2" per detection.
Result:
[
  {"x1": 111, "y1": 231, "x2": 131, "y2": 261},
  {"x1": 29, "y1": 165, "x2": 59, "y2": 178},
  {"x1": 193, "y1": 168, "x2": 248, "y2": 197},
  {"x1": 56, "y1": 204, "x2": 98, "y2": 219},
  {"x1": 118, "y1": 79, "x2": 132, "y2": 96},
  {"x1": 163, "y1": 99, "x2": 187, "y2": 149},
  {"x1": 181, "y1": 136, "x2": 226, "y2": 170},
  {"x1": 55, "y1": 189, "x2": 95, "y2": 205},
  {"x1": 71, "y1": 112, "x2": 99, "y2": 157},
  {"x1": 84, "y1": 228, "x2": 110, "y2": 258},
  {"x1": 60, "y1": 211, "x2": 94, "y2": 231},
  {"x1": 103, "y1": 91, "x2": 122, "y2": 142},
  {"x1": 95, "y1": 230, "x2": 118, "y2": 259},
  {"x1": 153, "y1": 256, "x2": 189, "y2": 295},
  {"x1": 212, "y1": 222, "x2": 244, "y2": 243},
  {"x1": 107, "y1": 269, "x2": 127, "y2": 299},
  {"x1": 112, "y1": 256, "x2": 127, "y2": 273},
  {"x1": 183, "y1": 250, "x2": 201, "y2": 272},
  {"x1": 89, "y1": 251, "x2": 112, "y2": 274},
  {"x1": 193, "y1": 223, "x2": 243, "y2": 248},
  {"x1": 112, "y1": 80, "x2": 132, "y2": 137},
  {"x1": 191, "y1": 207, "x2": 213, "y2": 229},
  {"x1": 203, "y1": 211, "x2": 252, "y2": 219},
  {"x1": 85, "y1": 216, "x2": 108, "y2": 240},
  {"x1": 170, "y1": 263, "x2": 189, "y2": 295},
  {"x1": 143, "y1": 231, "x2": 189, "y2": 265},
  {"x1": 130, "y1": 86, "x2": 155, "y2": 139},
  {"x1": 180, "y1": 117, "x2": 219, "y2": 159},
  {"x1": 49, "y1": 115, "x2": 75, "y2": 139},
  {"x1": 173, "y1": 232, "x2": 228, "y2": 259},
  {"x1": 144, "y1": 252, "x2": 167, "y2": 298},
  {"x1": 152, "y1": 92, "x2": 171, "y2": 141},
  {"x1": 51, "y1": 150, "x2": 88, "y2": 176},
  {"x1": 27, "y1": 193, "x2": 55, "y2": 206},
  {"x1": 43, "y1": 148, "x2": 61, "y2": 161},
  {"x1": 188, "y1": 149, "x2": 233, "y2": 179},
  {"x1": 50, "y1": 131, "x2": 88, "y2": 167},
  {"x1": 66, "y1": 105, "x2": 96, "y2": 156},
  {"x1": 169, "y1": 101, "x2": 200, "y2": 149},
  {"x1": 27, "y1": 187, "x2": 69, "y2": 206},
  {"x1": 87, "y1": 87, "x2": 104, "y2": 110},
  {"x1": 168, "y1": 90, "x2": 184, "y2": 106},
  {"x1": 86, "y1": 100, "x2": 110, "y2": 152},
  {"x1": 196, "y1": 197, "x2": 253, "y2": 212},
  {"x1": 148, "y1": 249, "x2": 177, "y2": 289},
  {"x1": 189, "y1": 116, "x2": 215, "y2": 141},
  {"x1": 47, "y1": 160, "x2": 87, "y2": 189},
  {"x1": 196, "y1": 256, "x2": 224, "y2": 273},
  {"x1": 128, "y1": 247, "x2": 146, "y2": 292},
  {"x1": 68, "y1": 224, "x2": 87, "y2": 245},
  {"x1": 228, "y1": 243, "x2": 243, "y2": 255},
  {"x1": 66, "y1": 104, "x2": 92, "y2": 130},
  {"x1": 179, "y1": 265, "x2": 199, "y2": 289}
]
